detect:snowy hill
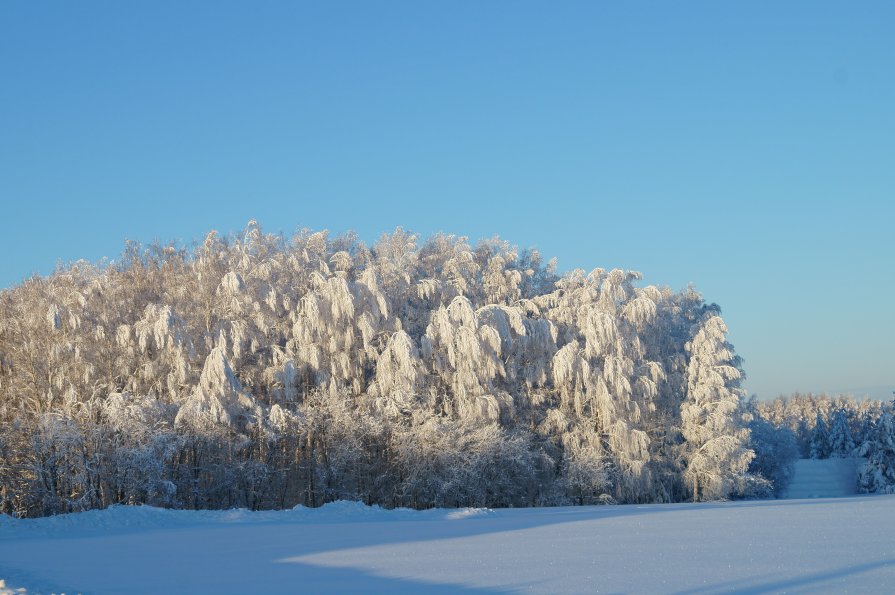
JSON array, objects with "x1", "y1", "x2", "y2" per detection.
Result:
[
  {"x1": 785, "y1": 458, "x2": 861, "y2": 499},
  {"x1": 3, "y1": 496, "x2": 895, "y2": 594}
]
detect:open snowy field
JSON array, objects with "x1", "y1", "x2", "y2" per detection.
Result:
[{"x1": 2, "y1": 496, "x2": 894, "y2": 594}]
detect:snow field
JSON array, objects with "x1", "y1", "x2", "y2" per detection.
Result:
[
  {"x1": 2, "y1": 496, "x2": 895, "y2": 594},
  {"x1": 785, "y1": 458, "x2": 860, "y2": 499}
]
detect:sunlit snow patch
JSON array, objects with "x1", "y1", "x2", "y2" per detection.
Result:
[
  {"x1": 0, "y1": 580, "x2": 27, "y2": 595},
  {"x1": 444, "y1": 508, "x2": 493, "y2": 520}
]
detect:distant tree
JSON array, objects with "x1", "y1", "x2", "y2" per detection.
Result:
[
  {"x1": 795, "y1": 417, "x2": 811, "y2": 458},
  {"x1": 809, "y1": 412, "x2": 830, "y2": 459},
  {"x1": 857, "y1": 411, "x2": 895, "y2": 494},
  {"x1": 828, "y1": 409, "x2": 856, "y2": 458},
  {"x1": 747, "y1": 414, "x2": 799, "y2": 497}
]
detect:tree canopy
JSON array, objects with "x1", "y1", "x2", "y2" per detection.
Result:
[{"x1": 0, "y1": 222, "x2": 762, "y2": 517}]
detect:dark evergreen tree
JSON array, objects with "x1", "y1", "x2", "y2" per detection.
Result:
[
  {"x1": 828, "y1": 408, "x2": 856, "y2": 458},
  {"x1": 857, "y1": 412, "x2": 895, "y2": 493},
  {"x1": 808, "y1": 412, "x2": 830, "y2": 459}
]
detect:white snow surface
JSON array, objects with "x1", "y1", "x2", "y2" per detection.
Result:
[
  {"x1": 785, "y1": 457, "x2": 860, "y2": 499},
  {"x1": 2, "y1": 497, "x2": 895, "y2": 594}
]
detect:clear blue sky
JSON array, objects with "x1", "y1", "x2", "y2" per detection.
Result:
[{"x1": 1, "y1": 1, "x2": 893, "y2": 400}]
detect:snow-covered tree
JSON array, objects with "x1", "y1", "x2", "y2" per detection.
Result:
[
  {"x1": 175, "y1": 348, "x2": 259, "y2": 436},
  {"x1": 809, "y1": 412, "x2": 830, "y2": 459},
  {"x1": 857, "y1": 411, "x2": 895, "y2": 494},
  {"x1": 681, "y1": 312, "x2": 753, "y2": 501},
  {"x1": 0, "y1": 222, "x2": 781, "y2": 516},
  {"x1": 828, "y1": 408, "x2": 856, "y2": 458},
  {"x1": 747, "y1": 413, "x2": 799, "y2": 498}
]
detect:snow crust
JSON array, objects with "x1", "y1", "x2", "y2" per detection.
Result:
[{"x1": 2, "y1": 496, "x2": 895, "y2": 594}]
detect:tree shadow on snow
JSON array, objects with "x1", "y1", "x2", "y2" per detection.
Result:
[{"x1": 674, "y1": 558, "x2": 895, "y2": 594}]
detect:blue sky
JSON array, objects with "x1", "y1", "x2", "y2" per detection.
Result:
[{"x1": 1, "y1": 1, "x2": 892, "y2": 400}]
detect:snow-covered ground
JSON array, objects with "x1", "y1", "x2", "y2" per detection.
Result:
[
  {"x1": 785, "y1": 458, "x2": 861, "y2": 499},
  {"x1": 2, "y1": 496, "x2": 894, "y2": 594}
]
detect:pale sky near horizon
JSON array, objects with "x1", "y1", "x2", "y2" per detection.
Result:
[{"x1": 1, "y1": 1, "x2": 892, "y2": 400}]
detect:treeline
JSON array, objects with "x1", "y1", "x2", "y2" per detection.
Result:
[
  {"x1": 751, "y1": 394, "x2": 895, "y2": 494},
  {"x1": 3, "y1": 222, "x2": 764, "y2": 517}
]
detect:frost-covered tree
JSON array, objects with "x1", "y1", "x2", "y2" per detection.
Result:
[
  {"x1": 827, "y1": 408, "x2": 856, "y2": 458},
  {"x1": 0, "y1": 221, "x2": 770, "y2": 516},
  {"x1": 747, "y1": 412, "x2": 799, "y2": 498},
  {"x1": 681, "y1": 312, "x2": 753, "y2": 501},
  {"x1": 809, "y1": 412, "x2": 830, "y2": 459},
  {"x1": 389, "y1": 414, "x2": 540, "y2": 508},
  {"x1": 175, "y1": 347, "x2": 259, "y2": 436},
  {"x1": 421, "y1": 296, "x2": 510, "y2": 422},
  {"x1": 857, "y1": 411, "x2": 895, "y2": 494},
  {"x1": 753, "y1": 393, "x2": 885, "y2": 460}
]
